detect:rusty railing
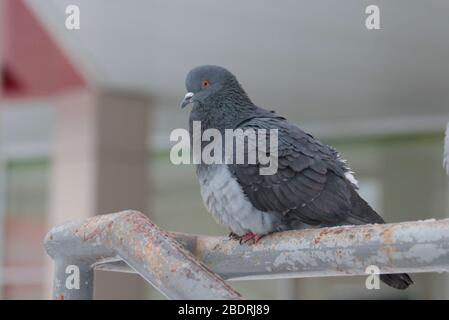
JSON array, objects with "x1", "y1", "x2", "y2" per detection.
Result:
[{"x1": 44, "y1": 210, "x2": 449, "y2": 299}]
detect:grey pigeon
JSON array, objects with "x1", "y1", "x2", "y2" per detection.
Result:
[
  {"x1": 445, "y1": 122, "x2": 449, "y2": 175},
  {"x1": 180, "y1": 65, "x2": 413, "y2": 290}
]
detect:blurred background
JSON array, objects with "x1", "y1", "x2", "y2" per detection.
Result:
[{"x1": 0, "y1": 0, "x2": 448, "y2": 299}]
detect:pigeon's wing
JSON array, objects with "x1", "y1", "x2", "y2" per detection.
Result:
[{"x1": 228, "y1": 117, "x2": 384, "y2": 226}]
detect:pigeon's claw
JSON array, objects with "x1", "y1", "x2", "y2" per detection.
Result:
[
  {"x1": 238, "y1": 232, "x2": 264, "y2": 244},
  {"x1": 228, "y1": 232, "x2": 240, "y2": 240},
  {"x1": 253, "y1": 234, "x2": 265, "y2": 243}
]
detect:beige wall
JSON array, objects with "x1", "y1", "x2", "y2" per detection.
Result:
[{"x1": 46, "y1": 88, "x2": 151, "y2": 299}]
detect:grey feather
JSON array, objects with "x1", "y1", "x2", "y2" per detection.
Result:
[{"x1": 227, "y1": 117, "x2": 383, "y2": 226}]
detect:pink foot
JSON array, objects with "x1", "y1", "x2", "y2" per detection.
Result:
[{"x1": 239, "y1": 232, "x2": 265, "y2": 244}]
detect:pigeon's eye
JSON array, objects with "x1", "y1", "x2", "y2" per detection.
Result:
[{"x1": 202, "y1": 80, "x2": 210, "y2": 89}]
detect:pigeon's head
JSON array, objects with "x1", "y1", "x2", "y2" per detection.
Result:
[{"x1": 180, "y1": 65, "x2": 246, "y2": 109}]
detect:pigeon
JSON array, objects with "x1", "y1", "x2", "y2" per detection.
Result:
[
  {"x1": 445, "y1": 122, "x2": 449, "y2": 175},
  {"x1": 180, "y1": 65, "x2": 413, "y2": 290}
]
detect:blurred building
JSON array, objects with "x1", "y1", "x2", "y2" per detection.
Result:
[{"x1": 0, "y1": 0, "x2": 448, "y2": 299}]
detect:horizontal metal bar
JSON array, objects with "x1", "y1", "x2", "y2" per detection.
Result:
[
  {"x1": 44, "y1": 211, "x2": 242, "y2": 300},
  {"x1": 95, "y1": 218, "x2": 449, "y2": 281}
]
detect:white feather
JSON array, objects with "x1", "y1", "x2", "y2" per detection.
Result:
[
  {"x1": 345, "y1": 171, "x2": 359, "y2": 187},
  {"x1": 338, "y1": 153, "x2": 359, "y2": 187},
  {"x1": 444, "y1": 122, "x2": 449, "y2": 175},
  {"x1": 198, "y1": 165, "x2": 281, "y2": 235}
]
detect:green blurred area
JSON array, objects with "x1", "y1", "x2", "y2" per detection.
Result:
[{"x1": 6, "y1": 159, "x2": 49, "y2": 220}]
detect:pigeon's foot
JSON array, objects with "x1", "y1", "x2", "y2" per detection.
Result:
[{"x1": 238, "y1": 232, "x2": 264, "y2": 244}]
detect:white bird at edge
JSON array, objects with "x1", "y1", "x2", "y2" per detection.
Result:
[{"x1": 444, "y1": 122, "x2": 449, "y2": 175}]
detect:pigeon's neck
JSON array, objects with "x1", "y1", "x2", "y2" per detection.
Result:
[
  {"x1": 189, "y1": 99, "x2": 258, "y2": 134},
  {"x1": 213, "y1": 78, "x2": 254, "y2": 108},
  {"x1": 189, "y1": 80, "x2": 259, "y2": 133}
]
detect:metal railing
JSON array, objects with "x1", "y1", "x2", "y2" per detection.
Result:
[{"x1": 44, "y1": 210, "x2": 449, "y2": 299}]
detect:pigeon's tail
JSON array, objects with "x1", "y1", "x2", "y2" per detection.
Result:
[
  {"x1": 348, "y1": 189, "x2": 414, "y2": 290},
  {"x1": 380, "y1": 273, "x2": 413, "y2": 290}
]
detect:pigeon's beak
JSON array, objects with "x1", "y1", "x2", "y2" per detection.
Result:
[{"x1": 180, "y1": 92, "x2": 194, "y2": 109}]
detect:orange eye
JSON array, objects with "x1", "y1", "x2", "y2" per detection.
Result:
[{"x1": 202, "y1": 80, "x2": 210, "y2": 88}]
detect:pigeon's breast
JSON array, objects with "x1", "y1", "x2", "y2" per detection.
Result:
[{"x1": 197, "y1": 164, "x2": 281, "y2": 236}]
